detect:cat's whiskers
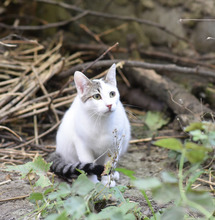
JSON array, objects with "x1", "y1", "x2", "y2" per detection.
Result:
[
  {"x1": 94, "y1": 112, "x2": 103, "y2": 129},
  {"x1": 88, "y1": 109, "x2": 102, "y2": 129}
]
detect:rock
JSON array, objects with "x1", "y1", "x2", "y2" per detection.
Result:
[
  {"x1": 191, "y1": 21, "x2": 215, "y2": 53},
  {"x1": 141, "y1": 5, "x2": 186, "y2": 46}
]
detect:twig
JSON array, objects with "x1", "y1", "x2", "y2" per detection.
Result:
[
  {"x1": 0, "y1": 194, "x2": 30, "y2": 203},
  {"x1": 14, "y1": 121, "x2": 60, "y2": 149},
  {"x1": 0, "y1": 158, "x2": 24, "y2": 164},
  {"x1": 0, "y1": 125, "x2": 22, "y2": 141},
  {"x1": 32, "y1": 66, "x2": 59, "y2": 123},
  {"x1": 179, "y1": 18, "x2": 215, "y2": 23},
  {"x1": 81, "y1": 42, "x2": 119, "y2": 73},
  {"x1": 0, "y1": 11, "x2": 88, "y2": 30},
  {"x1": 59, "y1": 59, "x2": 215, "y2": 79},
  {"x1": 196, "y1": 178, "x2": 215, "y2": 186},
  {"x1": 0, "y1": 179, "x2": 11, "y2": 186},
  {"x1": 139, "y1": 49, "x2": 215, "y2": 69},
  {"x1": 129, "y1": 135, "x2": 187, "y2": 144}
]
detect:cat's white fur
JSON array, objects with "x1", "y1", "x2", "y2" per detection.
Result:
[{"x1": 56, "y1": 64, "x2": 130, "y2": 187}]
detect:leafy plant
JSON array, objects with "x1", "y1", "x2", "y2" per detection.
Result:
[
  {"x1": 154, "y1": 121, "x2": 214, "y2": 164},
  {"x1": 144, "y1": 111, "x2": 169, "y2": 132},
  {"x1": 148, "y1": 121, "x2": 215, "y2": 219},
  {"x1": 5, "y1": 156, "x2": 141, "y2": 220}
]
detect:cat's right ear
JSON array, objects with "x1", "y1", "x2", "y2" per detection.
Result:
[{"x1": 74, "y1": 71, "x2": 91, "y2": 95}]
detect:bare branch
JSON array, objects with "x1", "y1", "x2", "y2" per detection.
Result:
[
  {"x1": 59, "y1": 59, "x2": 215, "y2": 79},
  {"x1": 0, "y1": 11, "x2": 88, "y2": 30}
]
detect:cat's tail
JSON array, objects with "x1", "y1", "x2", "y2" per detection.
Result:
[{"x1": 47, "y1": 152, "x2": 104, "y2": 181}]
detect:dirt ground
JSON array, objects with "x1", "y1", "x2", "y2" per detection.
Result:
[{"x1": 0, "y1": 143, "x2": 170, "y2": 220}]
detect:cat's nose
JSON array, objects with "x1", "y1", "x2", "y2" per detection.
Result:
[{"x1": 106, "y1": 104, "x2": 112, "y2": 111}]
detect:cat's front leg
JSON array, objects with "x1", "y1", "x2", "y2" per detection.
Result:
[
  {"x1": 75, "y1": 139, "x2": 95, "y2": 163},
  {"x1": 100, "y1": 157, "x2": 120, "y2": 187},
  {"x1": 101, "y1": 175, "x2": 116, "y2": 187},
  {"x1": 88, "y1": 175, "x2": 99, "y2": 183}
]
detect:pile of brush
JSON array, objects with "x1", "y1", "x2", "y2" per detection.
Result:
[{"x1": 0, "y1": 35, "x2": 83, "y2": 164}]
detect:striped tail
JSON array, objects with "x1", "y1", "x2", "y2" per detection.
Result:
[{"x1": 47, "y1": 152, "x2": 104, "y2": 180}]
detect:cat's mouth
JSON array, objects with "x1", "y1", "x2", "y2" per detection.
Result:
[{"x1": 105, "y1": 108, "x2": 115, "y2": 113}]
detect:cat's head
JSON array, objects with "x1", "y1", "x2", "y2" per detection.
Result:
[{"x1": 74, "y1": 64, "x2": 120, "y2": 114}]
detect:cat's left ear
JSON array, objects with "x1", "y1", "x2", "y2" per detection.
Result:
[
  {"x1": 74, "y1": 71, "x2": 91, "y2": 95},
  {"x1": 105, "y1": 63, "x2": 117, "y2": 86}
]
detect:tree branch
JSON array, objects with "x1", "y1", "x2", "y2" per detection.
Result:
[
  {"x1": 0, "y1": 11, "x2": 88, "y2": 30},
  {"x1": 59, "y1": 59, "x2": 215, "y2": 79}
]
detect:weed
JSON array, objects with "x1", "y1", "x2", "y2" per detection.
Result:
[{"x1": 5, "y1": 156, "x2": 142, "y2": 219}]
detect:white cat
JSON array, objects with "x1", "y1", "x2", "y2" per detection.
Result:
[{"x1": 49, "y1": 64, "x2": 130, "y2": 187}]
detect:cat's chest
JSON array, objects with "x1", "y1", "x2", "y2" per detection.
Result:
[{"x1": 83, "y1": 121, "x2": 119, "y2": 151}]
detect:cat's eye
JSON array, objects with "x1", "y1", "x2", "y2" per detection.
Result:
[
  {"x1": 109, "y1": 91, "x2": 116, "y2": 98},
  {"x1": 92, "y1": 94, "x2": 101, "y2": 100}
]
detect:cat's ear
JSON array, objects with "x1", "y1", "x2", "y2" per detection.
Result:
[
  {"x1": 105, "y1": 63, "x2": 117, "y2": 86},
  {"x1": 74, "y1": 71, "x2": 91, "y2": 95}
]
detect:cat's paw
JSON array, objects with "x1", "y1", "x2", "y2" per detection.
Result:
[
  {"x1": 101, "y1": 175, "x2": 116, "y2": 188},
  {"x1": 112, "y1": 171, "x2": 120, "y2": 181},
  {"x1": 88, "y1": 175, "x2": 99, "y2": 183}
]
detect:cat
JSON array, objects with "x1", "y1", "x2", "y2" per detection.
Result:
[{"x1": 49, "y1": 64, "x2": 130, "y2": 187}]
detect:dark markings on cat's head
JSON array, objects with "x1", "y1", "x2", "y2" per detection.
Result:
[{"x1": 81, "y1": 80, "x2": 102, "y2": 103}]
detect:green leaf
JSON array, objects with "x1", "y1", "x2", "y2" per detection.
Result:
[
  {"x1": 189, "y1": 130, "x2": 208, "y2": 141},
  {"x1": 110, "y1": 186, "x2": 127, "y2": 202},
  {"x1": 64, "y1": 196, "x2": 86, "y2": 219},
  {"x1": 87, "y1": 203, "x2": 136, "y2": 220},
  {"x1": 152, "y1": 183, "x2": 180, "y2": 204},
  {"x1": 185, "y1": 142, "x2": 207, "y2": 163},
  {"x1": 187, "y1": 190, "x2": 215, "y2": 213},
  {"x1": 133, "y1": 177, "x2": 161, "y2": 190},
  {"x1": 161, "y1": 172, "x2": 178, "y2": 183},
  {"x1": 45, "y1": 211, "x2": 68, "y2": 220},
  {"x1": 30, "y1": 156, "x2": 51, "y2": 173},
  {"x1": 185, "y1": 122, "x2": 204, "y2": 132},
  {"x1": 160, "y1": 207, "x2": 185, "y2": 220},
  {"x1": 44, "y1": 186, "x2": 54, "y2": 195},
  {"x1": 35, "y1": 175, "x2": 52, "y2": 188},
  {"x1": 5, "y1": 156, "x2": 52, "y2": 188},
  {"x1": 5, "y1": 163, "x2": 33, "y2": 178},
  {"x1": 29, "y1": 192, "x2": 44, "y2": 201},
  {"x1": 144, "y1": 111, "x2": 169, "y2": 131},
  {"x1": 48, "y1": 182, "x2": 72, "y2": 200},
  {"x1": 185, "y1": 142, "x2": 209, "y2": 152},
  {"x1": 71, "y1": 174, "x2": 94, "y2": 196},
  {"x1": 118, "y1": 202, "x2": 138, "y2": 215},
  {"x1": 115, "y1": 168, "x2": 136, "y2": 180},
  {"x1": 154, "y1": 138, "x2": 183, "y2": 151}
]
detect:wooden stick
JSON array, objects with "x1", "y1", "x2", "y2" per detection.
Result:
[
  {"x1": 129, "y1": 135, "x2": 187, "y2": 144},
  {"x1": 0, "y1": 194, "x2": 29, "y2": 203},
  {"x1": 0, "y1": 11, "x2": 88, "y2": 30},
  {"x1": 0, "y1": 179, "x2": 11, "y2": 186},
  {"x1": 196, "y1": 178, "x2": 215, "y2": 186},
  {"x1": 0, "y1": 126, "x2": 22, "y2": 141},
  {"x1": 59, "y1": 59, "x2": 215, "y2": 79}
]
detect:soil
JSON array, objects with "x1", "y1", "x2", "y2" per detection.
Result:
[{"x1": 0, "y1": 144, "x2": 171, "y2": 220}]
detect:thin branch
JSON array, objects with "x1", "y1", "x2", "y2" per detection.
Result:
[
  {"x1": 0, "y1": 194, "x2": 30, "y2": 203},
  {"x1": 0, "y1": 11, "x2": 88, "y2": 30},
  {"x1": 130, "y1": 135, "x2": 187, "y2": 144},
  {"x1": 14, "y1": 121, "x2": 60, "y2": 149},
  {"x1": 59, "y1": 59, "x2": 215, "y2": 79},
  {"x1": 0, "y1": 125, "x2": 22, "y2": 141},
  {"x1": 81, "y1": 42, "x2": 119, "y2": 73}
]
